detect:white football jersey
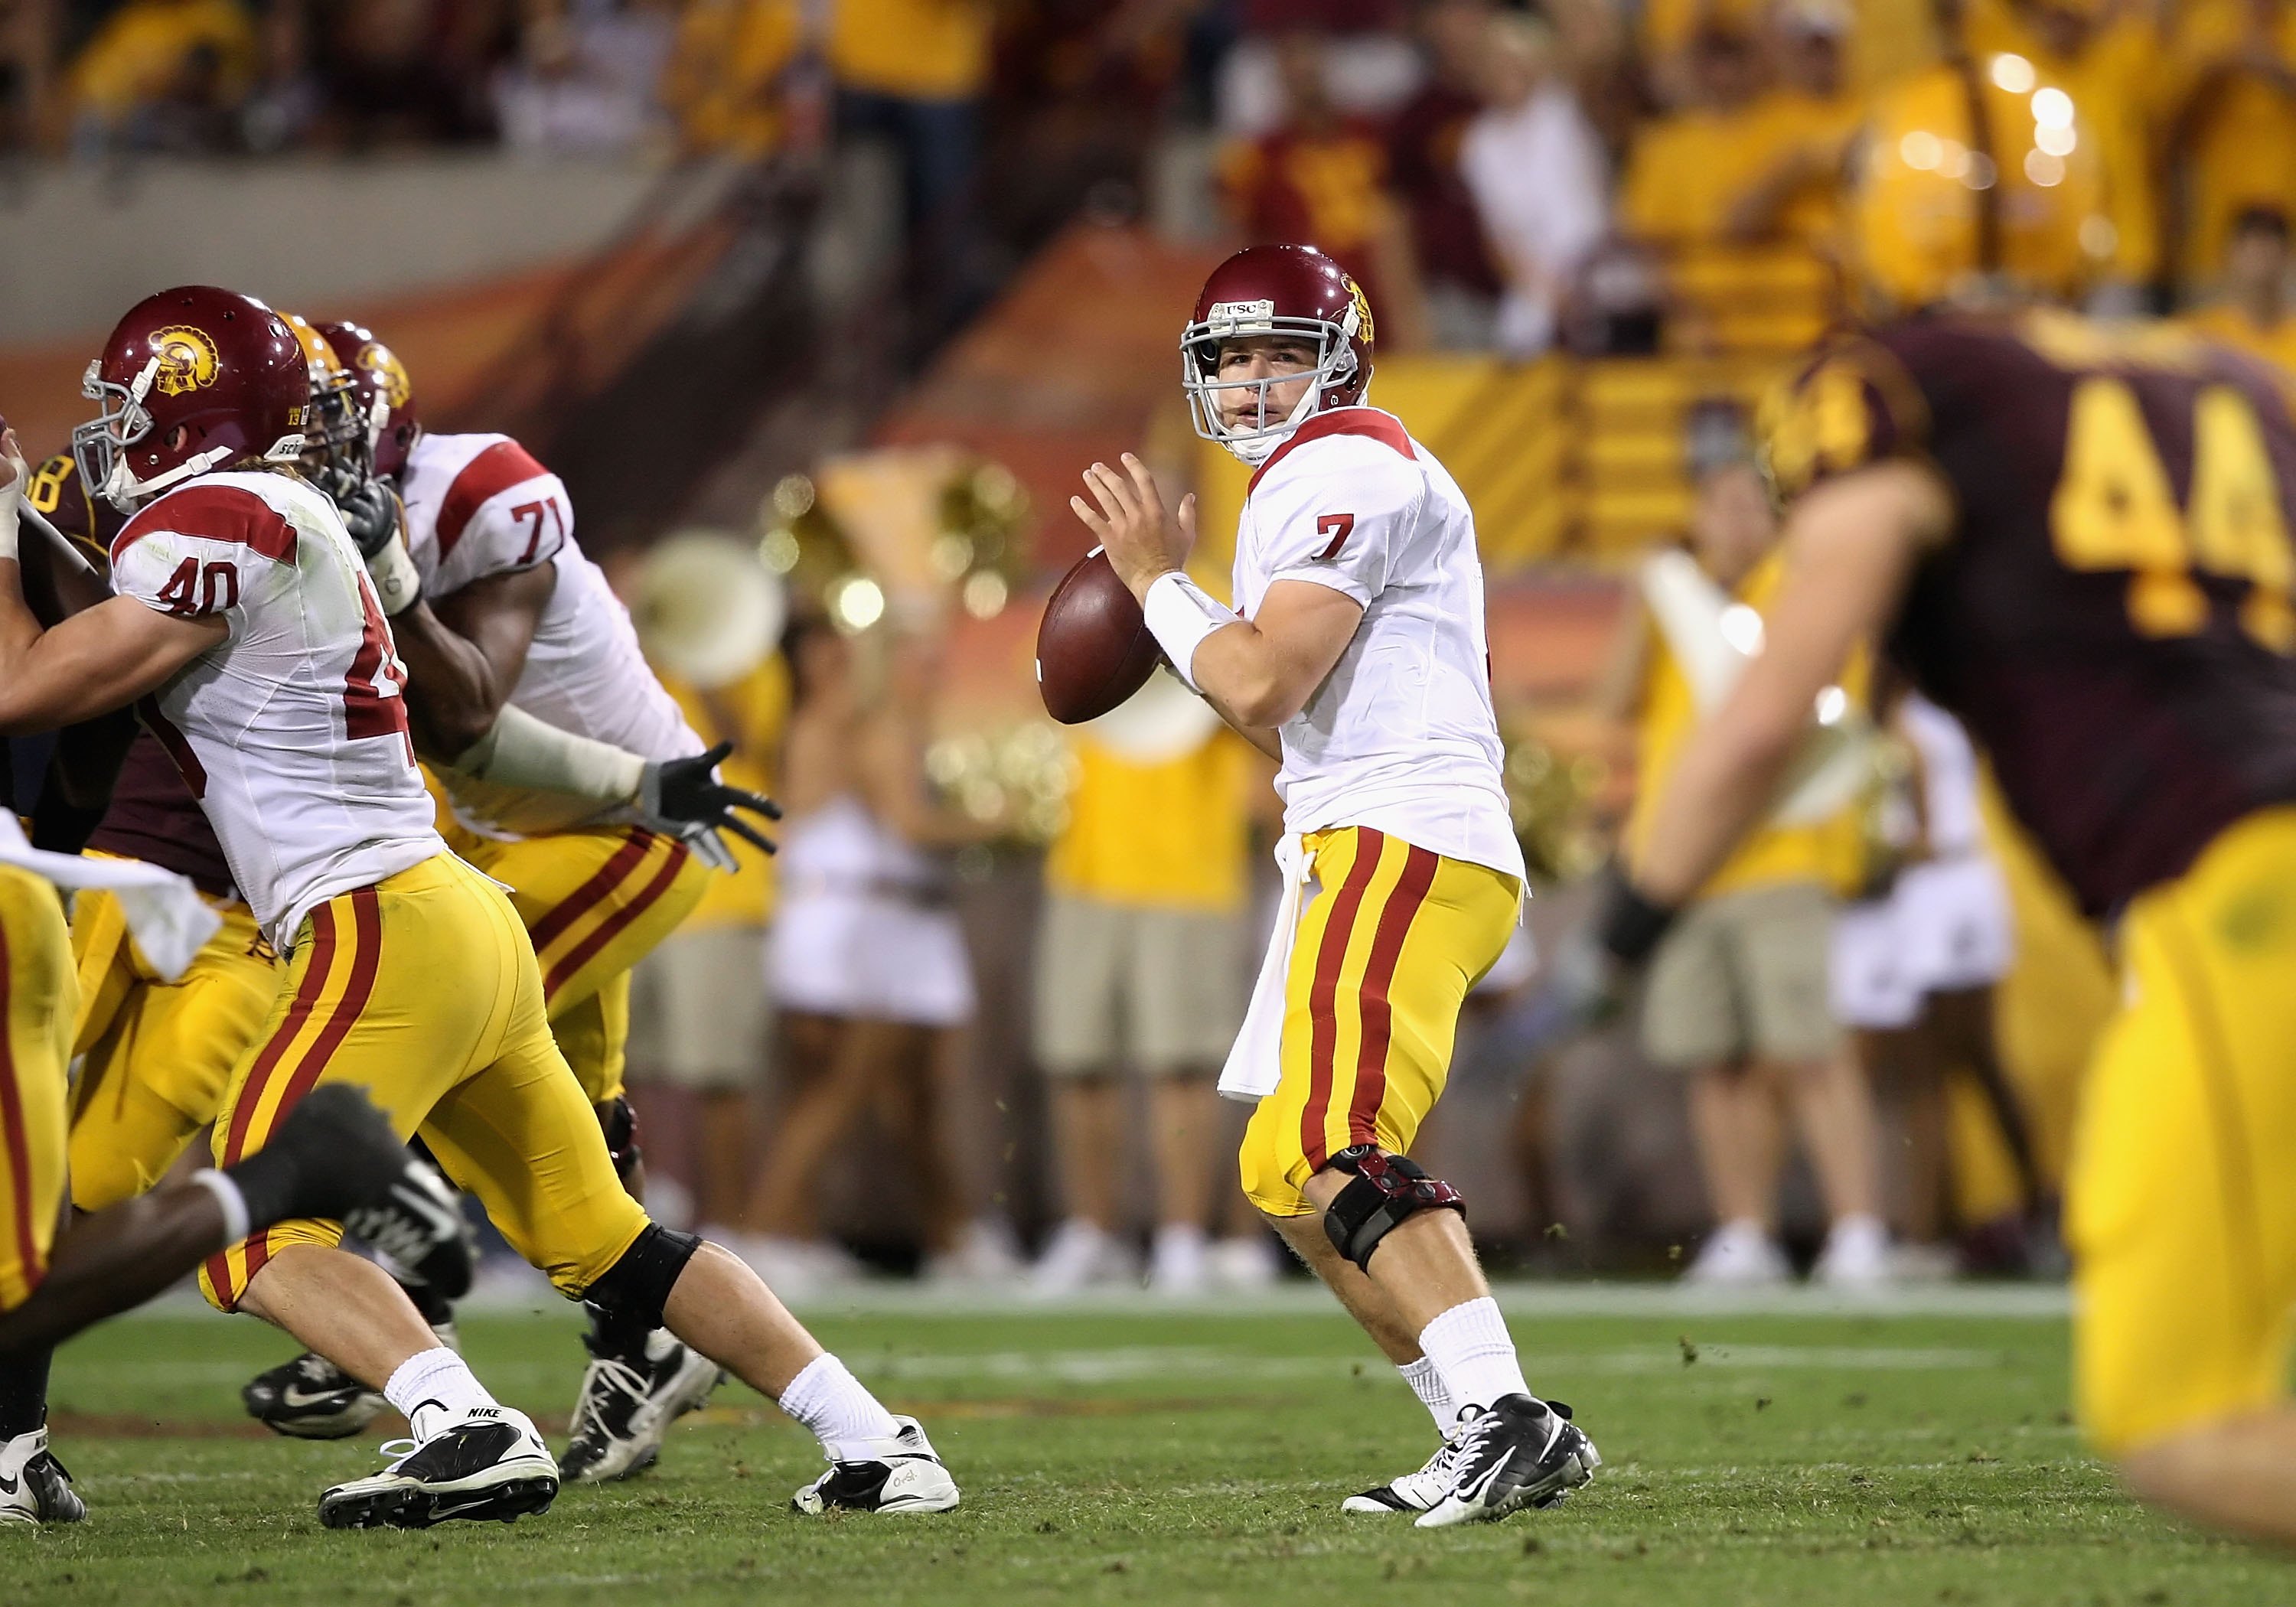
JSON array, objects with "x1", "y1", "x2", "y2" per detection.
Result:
[
  {"x1": 399, "y1": 432, "x2": 703, "y2": 837},
  {"x1": 109, "y1": 471, "x2": 445, "y2": 951},
  {"x1": 1231, "y1": 408, "x2": 1525, "y2": 882}
]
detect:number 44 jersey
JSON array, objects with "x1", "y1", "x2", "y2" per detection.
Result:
[
  {"x1": 1763, "y1": 307, "x2": 2296, "y2": 920},
  {"x1": 109, "y1": 470, "x2": 444, "y2": 953}
]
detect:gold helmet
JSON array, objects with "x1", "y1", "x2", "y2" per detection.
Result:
[
  {"x1": 1851, "y1": 52, "x2": 2112, "y2": 311},
  {"x1": 279, "y1": 310, "x2": 365, "y2": 474}
]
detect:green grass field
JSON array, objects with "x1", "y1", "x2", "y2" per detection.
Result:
[{"x1": 8, "y1": 1288, "x2": 2283, "y2": 1605}]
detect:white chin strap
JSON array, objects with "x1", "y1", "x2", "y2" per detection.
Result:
[
  {"x1": 1219, "y1": 383, "x2": 1322, "y2": 467},
  {"x1": 106, "y1": 445, "x2": 236, "y2": 513}
]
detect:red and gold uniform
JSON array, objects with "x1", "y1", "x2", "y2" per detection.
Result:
[
  {"x1": 1766, "y1": 307, "x2": 2296, "y2": 1452},
  {"x1": 29, "y1": 451, "x2": 286, "y2": 1212},
  {"x1": 0, "y1": 833, "x2": 76, "y2": 1313}
]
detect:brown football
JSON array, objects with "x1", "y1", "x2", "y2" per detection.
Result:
[{"x1": 1037, "y1": 548, "x2": 1163, "y2": 725}]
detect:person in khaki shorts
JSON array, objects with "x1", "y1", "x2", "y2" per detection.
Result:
[
  {"x1": 1606, "y1": 409, "x2": 1889, "y2": 1287},
  {"x1": 626, "y1": 653, "x2": 790, "y2": 1237},
  {"x1": 1031, "y1": 693, "x2": 1265, "y2": 1295}
]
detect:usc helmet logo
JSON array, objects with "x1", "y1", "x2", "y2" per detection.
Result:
[
  {"x1": 1345, "y1": 276, "x2": 1376, "y2": 347},
  {"x1": 356, "y1": 342, "x2": 412, "y2": 409},
  {"x1": 148, "y1": 325, "x2": 220, "y2": 396}
]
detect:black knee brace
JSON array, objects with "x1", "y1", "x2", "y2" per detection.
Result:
[
  {"x1": 581, "y1": 1223, "x2": 702, "y2": 1331},
  {"x1": 597, "y1": 1097, "x2": 642, "y2": 1185},
  {"x1": 1321, "y1": 1145, "x2": 1466, "y2": 1273}
]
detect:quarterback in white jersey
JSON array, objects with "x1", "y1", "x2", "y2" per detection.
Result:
[{"x1": 1080, "y1": 245, "x2": 1594, "y2": 1530}]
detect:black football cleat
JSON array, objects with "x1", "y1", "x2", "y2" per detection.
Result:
[
  {"x1": 1415, "y1": 1396, "x2": 1599, "y2": 1528},
  {"x1": 558, "y1": 1329, "x2": 722, "y2": 1484},
  {"x1": 0, "y1": 1429, "x2": 86, "y2": 1526},
  {"x1": 244, "y1": 1351, "x2": 387, "y2": 1440},
  {"x1": 318, "y1": 1407, "x2": 559, "y2": 1530},
  {"x1": 791, "y1": 1417, "x2": 960, "y2": 1514}
]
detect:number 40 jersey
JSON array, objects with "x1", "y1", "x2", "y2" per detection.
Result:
[
  {"x1": 109, "y1": 470, "x2": 443, "y2": 953},
  {"x1": 1764, "y1": 307, "x2": 2296, "y2": 920}
]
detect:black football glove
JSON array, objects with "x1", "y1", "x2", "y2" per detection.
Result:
[
  {"x1": 638, "y1": 742, "x2": 782, "y2": 868},
  {"x1": 315, "y1": 464, "x2": 404, "y2": 561}
]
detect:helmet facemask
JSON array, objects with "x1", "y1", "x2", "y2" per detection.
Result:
[{"x1": 1182, "y1": 302, "x2": 1362, "y2": 466}]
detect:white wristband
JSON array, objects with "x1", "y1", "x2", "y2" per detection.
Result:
[
  {"x1": 0, "y1": 457, "x2": 22, "y2": 565},
  {"x1": 365, "y1": 536, "x2": 423, "y2": 617},
  {"x1": 191, "y1": 1168, "x2": 252, "y2": 1244},
  {"x1": 1143, "y1": 571, "x2": 1239, "y2": 694}
]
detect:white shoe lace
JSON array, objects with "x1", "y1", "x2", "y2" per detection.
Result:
[
  {"x1": 375, "y1": 1436, "x2": 420, "y2": 1472},
  {"x1": 569, "y1": 1357, "x2": 651, "y2": 1441}
]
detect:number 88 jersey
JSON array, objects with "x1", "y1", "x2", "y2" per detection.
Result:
[
  {"x1": 1761, "y1": 306, "x2": 2296, "y2": 920},
  {"x1": 109, "y1": 470, "x2": 445, "y2": 953}
]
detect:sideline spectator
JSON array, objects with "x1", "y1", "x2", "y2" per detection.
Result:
[
  {"x1": 1966, "y1": 0, "x2": 2165, "y2": 303},
  {"x1": 311, "y1": 0, "x2": 506, "y2": 148},
  {"x1": 1719, "y1": 0, "x2": 1860, "y2": 246},
  {"x1": 66, "y1": 0, "x2": 258, "y2": 155},
  {"x1": 1619, "y1": 21, "x2": 1776, "y2": 250},
  {"x1": 1386, "y1": 0, "x2": 1505, "y2": 348},
  {"x1": 1599, "y1": 404, "x2": 1890, "y2": 1287},
  {"x1": 491, "y1": 0, "x2": 674, "y2": 154},
  {"x1": 1029, "y1": 688, "x2": 1259, "y2": 1296},
  {"x1": 2185, "y1": 204, "x2": 2296, "y2": 373},
  {"x1": 739, "y1": 618, "x2": 1003, "y2": 1290},
  {"x1": 1218, "y1": 30, "x2": 1429, "y2": 347},
  {"x1": 2164, "y1": 0, "x2": 2296, "y2": 288},
  {"x1": 829, "y1": 0, "x2": 997, "y2": 333},
  {"x1": 660, "y1": 0, "x2": 814, "y2": 158},
  {"x1": 1457, "y1": 11, "x2": 1608, "y2": 357},
  {"x1": 625, "y1": 650, "x2": 791, "y2": 1237}
]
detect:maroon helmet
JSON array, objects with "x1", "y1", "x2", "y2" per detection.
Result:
[
  {"x1": 73, "y1": 286, "x2": 309, "y2": 512},
  {"x1": 315, "y1": 320, "x2": 419, "y2": 479},
  {"x1": 1182, "y1": 244, "x2": 1376, "y2": 464}
]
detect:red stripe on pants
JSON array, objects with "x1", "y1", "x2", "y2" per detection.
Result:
[
  {"x1": 542, "y1": 839, "x2": 690, "y2": 1002},
  {"x1": 526, "y1": 833, "x2": 654, "y2": 955},
  {"x1": 1345, "y1": 844, "x2": 1440, "y2": 1149},
  {"x1": 205, "y1": 903, "x2": 341, "y2": 1302},
  {"x1": 235, "y1": 889, "x2": 386, "y2": 1294},
  {"x1": 1301, "y1": 830, "x2": 1385, "y2": 1172},
  {"x1": 0, "y1": 914, "x2": 45, "y2": 1298}
]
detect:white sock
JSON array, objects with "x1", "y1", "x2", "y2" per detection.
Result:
[
  {"x1": 383, "y1": 1346, "x2": 500, "y2": 1442},
  {"x1": 1400, "y1": 1354, "x2": 1458, "y2": 1436},
  {"x1": 1417, "y1": 1298, "x2": 1532, "y2": 1413},
  {"x1": 777, "y1": 1353, "x2": 901, "y2": 1460}
]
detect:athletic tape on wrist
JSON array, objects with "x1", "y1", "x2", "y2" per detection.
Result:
[
  {"x1": 1142, "y1": 571, "x2": 1238, "y2": 693},
  {"x1": 366, "y1": 538, "x2": 422, "y2": 617},
  {"x1": 190, "y1": 1169, "x2": 252, "y2": 1244}
]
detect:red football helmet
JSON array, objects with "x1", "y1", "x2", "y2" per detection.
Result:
[
  {"x1": 315, "y1": 320, "x2": 420, "y2": 480},
  {"x1": 1182, "y1": 244, "x2": 1376, "y2": 464},
  {"x1": 73, "y1": 285, "x2": 309, "y2": 512}
]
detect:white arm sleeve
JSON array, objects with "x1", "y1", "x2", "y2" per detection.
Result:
[{"x1": 448, "y1": 702, "x2": 644, "y2": 804}]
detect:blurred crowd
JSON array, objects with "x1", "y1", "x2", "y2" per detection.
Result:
[{"x1": 12, "y1": 2, "x2": 2296, "y2": 356}]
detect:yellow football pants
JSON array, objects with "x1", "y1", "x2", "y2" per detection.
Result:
[
  {"x1": 458, "y1": 826, "x2": 706, "y2": 1105},
  {"x1": 1240, "y1": 826, "x2": 1520, "y2": 1217},
  {"x1": 68, "y1": 888, "x2": 277, "y2": 1211},
  {"x1": 199, "y1": 852, "x2": 648, "y2": 1311},
  {"x1": 2071, "y1": 805, "x2": 2296, "y2": 1452},
  {"x1": 0, "y1": 866, "x2": 75, "y2": 1312}
]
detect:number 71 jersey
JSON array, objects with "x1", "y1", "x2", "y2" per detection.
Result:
[
  {"x1": 109, "y1": 471, "x2": 445, "y2": 952},
  {"x1": 1762, "y1": 307, "x2": 2296, "y2": 918}
]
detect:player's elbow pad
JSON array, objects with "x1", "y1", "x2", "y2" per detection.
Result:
[{"x1": 450, "y1": 704, "x2": 646, "y2": 804}]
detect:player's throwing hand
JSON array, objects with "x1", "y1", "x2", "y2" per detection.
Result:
[{"x1": 1071, "y1": 452, "x2": 1197, "y2": 601}]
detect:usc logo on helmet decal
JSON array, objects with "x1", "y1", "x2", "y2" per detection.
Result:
[
  {"x1": 148, "y1": 325, "x2": 221, "y2": 396},
  {"x1": 1345, "y1": 277, "x2": 1375, "y2": 346},
  {"x1": 356, "y1": 343, "x2": 412, "y2": 409}
]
